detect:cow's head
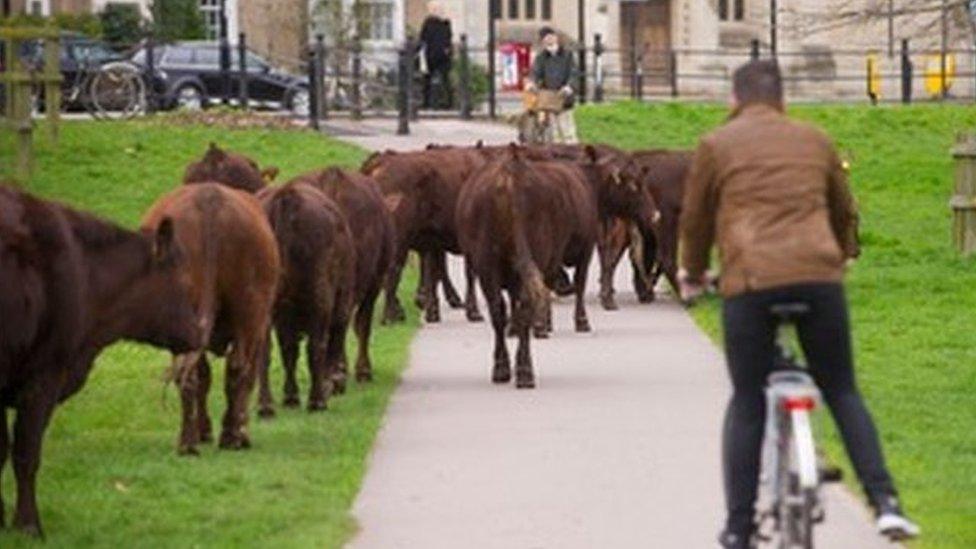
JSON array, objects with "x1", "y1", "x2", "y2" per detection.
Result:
[
  {"x1": 183, "y1": 143, "x2": 271, "y2": 193},
  {"x1": 118, "y1": 217, "x2": 203, "y2": 353},
  {"x1": 585, "y1": 146, "x2": 660, "y2": 233}
]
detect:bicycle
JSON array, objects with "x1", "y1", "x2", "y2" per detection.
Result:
[
  {"x1": 517, "y1": 88, "x2": 564, "y2": 145},
  {"x1": 757, "y1": 303, "x2": 842, "y2": 549},
  {"x1": 33, "y1": 59, "x2": 145, "y2": 121}
]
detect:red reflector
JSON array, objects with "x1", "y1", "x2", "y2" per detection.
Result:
[{"x1": 783, "y1": 396, "x2": 817, "y2": 411}]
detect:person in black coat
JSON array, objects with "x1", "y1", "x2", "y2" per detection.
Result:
[{"x1": 419, "y1": 1, "x2": 453, "y2": 109}]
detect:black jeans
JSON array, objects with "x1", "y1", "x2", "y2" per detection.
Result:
[
  {"x1": 423, "y1": 61, "x2": 453, "y2": 109},
  {"x1": 721, "y1": 283, "x2": 896, "y2": 534}
]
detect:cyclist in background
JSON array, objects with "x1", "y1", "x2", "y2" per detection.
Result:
[
  {"x1": 524, "y1": 26, "x2": 578, "y2": 143},
  {"x1": 678, "y1": 60, "x2": 920, "y2": 548}
]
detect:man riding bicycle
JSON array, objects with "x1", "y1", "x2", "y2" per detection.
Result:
[
  {"x1": 678, "y1": 60, "x2": 920, "y2": 548},
  {"x1": 524, "y1": 26, "x2": 578, "y2": 143}
]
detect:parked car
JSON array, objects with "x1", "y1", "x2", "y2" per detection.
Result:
[{"x1": 132, "y1": 41, "x2": 310, "y2": 115}]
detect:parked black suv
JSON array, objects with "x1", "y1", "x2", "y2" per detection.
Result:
[{"x1": 132, "y1": 41, "x2": 309, "y2": 115}]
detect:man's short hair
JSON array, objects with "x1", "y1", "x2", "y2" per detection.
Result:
[
  {"x1": 538, "y1": 26, "x2": 556, "y2": 40},
  {"x1": 732, "y1": 60, "x2": 784, "y2": 107}
]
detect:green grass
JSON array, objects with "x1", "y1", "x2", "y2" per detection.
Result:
[
  {"x1": 0, "y1": 119, "x2": 419, "y2": 548},
  {"x1": 578, "y1": 101, "x2": 976, "y2": 548}
]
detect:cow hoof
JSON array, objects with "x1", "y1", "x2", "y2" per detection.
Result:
[
  {"x1": 515, "y1": 374, "x2": 536, "y2": 389},
  {"x1": 356, "y1": 370, "x2": 373, "y2": 383},
  {"x1": 492, "y1": 370, "x2": 512, "y2": 384},
  {"x1": 332, "y1": 377, "x2": 347, "y2": 395},
  {"x1": 637, "y1": 292, "x2": 656, "y2": 304},
  {"x1": 600, "y1": 296, "x2": 619, "y2": 311},
  {"x1": 258, "y1": 407, "x2": 276, "y2": 419},
  {"x1": 466, "y1": 309, "x2": 485, "y2": 322},
  {"x1": 425, "y1": 310, "x2": 441, "y2": 323},
  {"x1": 446, "y1": 297, "x2": 464, "y2": 309},
  {"x1": 219, "y1": 433, "x2": 251, "y2": 451},
  {"x1": 13, "y1": 521, "x2": 42, "y2": 538},
  {"x1": 307, "y1": 400, "x2": 328, "y2": 412},
  {"x1": 533, "y1": 327, "x2": 550, "y2": 339},
  {"x1": 575, "y1": 319, "x2": 592, "y2": 333},
  {"x1": 177, "y1": 444, "x2": 200, "y2": 457}
]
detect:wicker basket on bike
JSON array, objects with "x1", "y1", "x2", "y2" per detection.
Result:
[{"x1": 522, "y1": 89, "x2": 564, "y2": 114}]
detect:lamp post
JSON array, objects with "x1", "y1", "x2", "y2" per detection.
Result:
[
  {"x1": 577, "y1": 0, "x2": 586, "y2": 103},
  {"x1": 769, "y1": 0, "x2": 778, "y2": 57}
]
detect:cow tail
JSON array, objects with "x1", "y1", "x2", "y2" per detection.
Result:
[{"x1": 496, "y1": 171, "x2": 549, "y2": 321}]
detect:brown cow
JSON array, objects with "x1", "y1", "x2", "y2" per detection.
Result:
[
  {"x1": 290, "y1": 167, "x2": 394, "y2": 389},
  {"x1": 362, "y1": 148, "x2": 486, "y2": 324},
  {"x1": 183, "y1": 142, "x2": 279, "y2": 192},
  {"x1": 255, "y1": 182, "x2": 356, "y2": 415},
  {"x1": 0, "y1": 187, "x2": 201, "y2": 535},
  {"x1": 631, "y1": 149, "x2": 693, "y2": 299},
  {"x1": 457, "y1": 146, "x2": 596, "y2": 388},
  {"x1": 142, "y1": 183, "x2": 280, "y2": 455}
]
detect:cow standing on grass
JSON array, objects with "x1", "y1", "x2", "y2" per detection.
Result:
[
  {"x1": 457, "y1": 146, "x2": 596, "y2": 387},
  {"x1": 142, "y1": 184, "x2": 280, "y2": 455},
  {"x1": 183, "y1": 143, "x2": 279, "y2": 192},
  {"x1": 290, "y1": 167, "x2": 395, "y2": 389},
  {"x1": 256, "y1": 182, "x2": 357, "y2": 415},
  {"x1": 0, "y1": 187, "x2": 202, "y2": 535}
]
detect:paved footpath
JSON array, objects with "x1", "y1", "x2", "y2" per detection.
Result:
[{"x1": 336, "y1": 120, "x2": 897, "y2": 549}]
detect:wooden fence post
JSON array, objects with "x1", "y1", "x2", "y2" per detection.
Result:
[{"x1": 951, "y1": 133, "x2": 976, "y2": 256}]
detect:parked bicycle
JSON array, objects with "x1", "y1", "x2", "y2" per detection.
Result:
[
  {"x1": 757, "y1": 303, "x2": 843, "y2": 548},
  {"x1": 27, "y1": 34, "x2": 145, "y2": 120}
]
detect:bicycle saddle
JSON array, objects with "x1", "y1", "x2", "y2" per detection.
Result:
[{"x1": 769, "y1": 302, "x2": 810, "y2": 323}]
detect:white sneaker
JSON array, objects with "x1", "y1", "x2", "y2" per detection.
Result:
[{"x1": 876, "y1": 512, "x2": 921, "y2": 541}]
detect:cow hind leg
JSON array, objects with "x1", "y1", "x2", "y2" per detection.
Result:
[
  {"x1": 176, "y1": 352, "x2": 202, "y2": 456},
  {"x1": 464, "y1": 258, "x2": 484, "y2": 322},
  {"x1": 598, "y1": 225, "x2": 627, "y2": 311},
  {"x1": 306, "y1": 324, "x2": 329, "y2": 411},
  {"x1": 197, "y1": 356, "x2": 213, "y2": 441},
  {"x1": 256, "y1": 329, "x2": 277, "y2": 418},
  {"x1": 12, "y1": 392, "x2": 56, "y2": 536},
  {"x1": 326, "y1": 302, "x2": 351, "y2": 395},
  {"x1": 421, "y1": 251, "x2": 441, "y2": 323},
  {"x1": 277, "y1": 323, "x2": 301, "y2": 409},
  {"x1": 573, "y1": 255, "x2": 594, "y2": 333},
  {"x1": 381, "y1": 246, "x2": 408, "y2": 324},
  {"x1": 513, "y1": 294, "x2": 536, "y2": 389},
  {"x1": 218, "y1": 334, "x2": 260, "y2": 451},
  {"x1": 483, "y1": 278, "x2": 511, "y2": 383},
  {"x1": 355, "y1": 285, "x2": 381, "y2": 383}
]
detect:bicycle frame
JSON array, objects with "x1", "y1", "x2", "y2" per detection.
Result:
[{"x1": 760, "y1": 323, "x2": 823, "y2": 548}]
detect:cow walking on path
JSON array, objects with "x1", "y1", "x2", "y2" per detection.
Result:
[
  {"x1": 0, "y1": 187, "x2": 202, "y2": 535},
  {"x1": 256, "y1": 182, "x2": 357, "y2": 415}
]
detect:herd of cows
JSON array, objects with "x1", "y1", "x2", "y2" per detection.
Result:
[{"x1": 0, "y1": 139, "x2": 691, "y2": 535}]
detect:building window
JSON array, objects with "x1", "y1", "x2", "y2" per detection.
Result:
[
  {"x1": 362, "y1": 1, "x2": 394, "y2": 41},
  {"x1": 199, "y1": 0, "x2": 221, "y2": 40},
  {"x1": 541, "y1": 0, "x2": 551, "y2": 20},
  {"x1": 525, "y1": 0, "x2": 536, "y2": 19},
  {"x1": 508, "y1": 0, "x2": 519, "y2": 19},
  {"x1": 719, "y1": 0, "x2": 745, "y2": 22}
]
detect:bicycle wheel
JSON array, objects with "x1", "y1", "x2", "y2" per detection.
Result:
[{"x1": 87, "y1": 62, "x2": 146, "y2": 120}]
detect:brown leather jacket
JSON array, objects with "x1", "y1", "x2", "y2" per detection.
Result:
[{"x1": 680, "y1": 104, "x2": 859, "y2": 297}]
